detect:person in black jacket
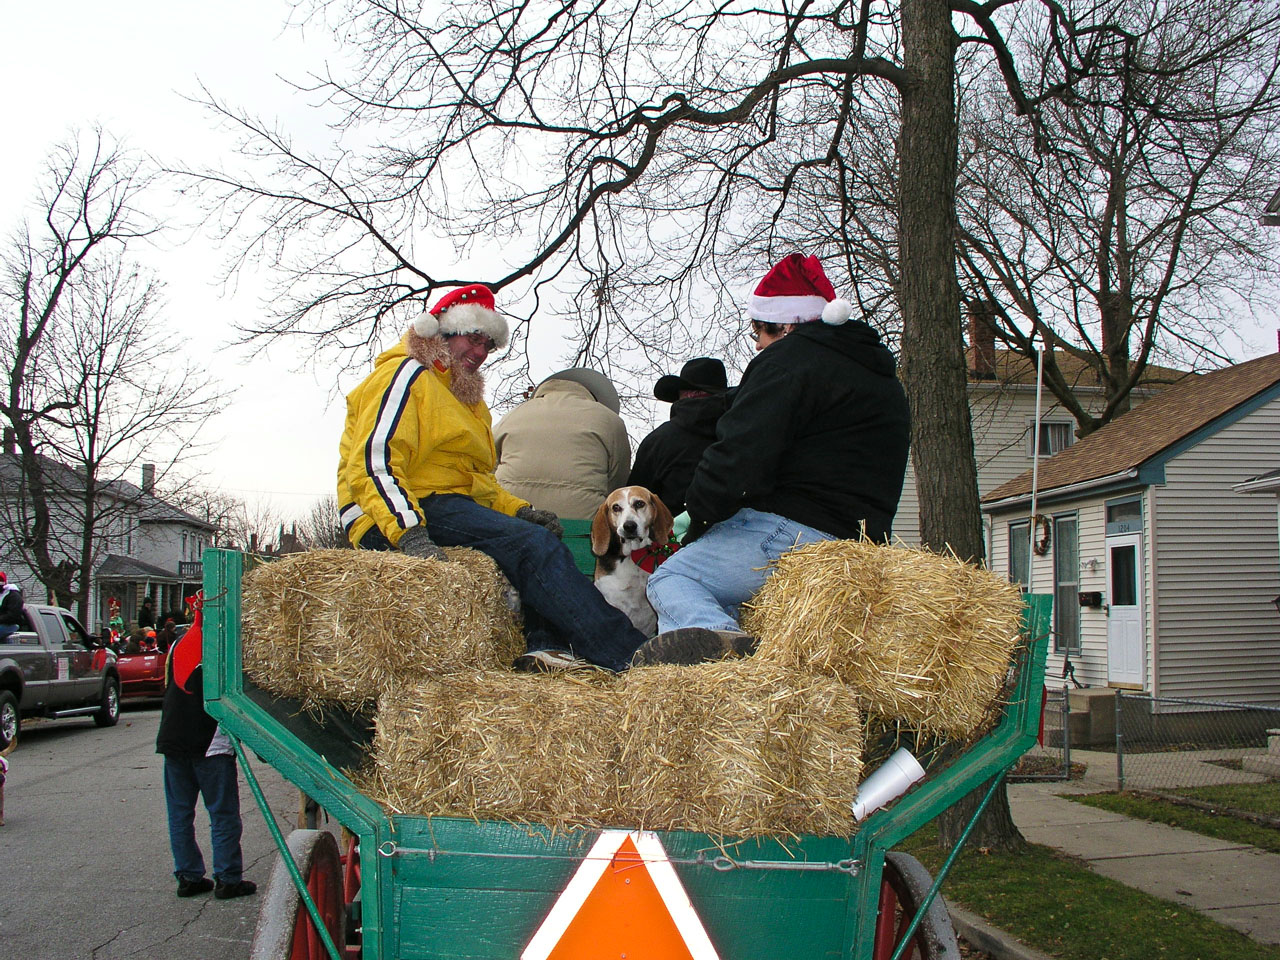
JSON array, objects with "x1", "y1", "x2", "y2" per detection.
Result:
[
  {"x1": 155, "y1": 615, "x2": 256, "y2": 900},
  {"x1": 640, "y1": 253, "x2": 910, "y2": 664},
  {"x1": 628, "y1": 358, "x2": 732, "y2": 518},
  {"x1": 0, "y1": 572, "x2": 24, "y2": 642}
]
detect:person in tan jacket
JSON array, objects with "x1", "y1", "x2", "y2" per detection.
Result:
[{"x1": 494, "y1": 368, "x2": 631, "y2": 520}]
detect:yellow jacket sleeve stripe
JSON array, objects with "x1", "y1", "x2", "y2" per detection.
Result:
[{"x1": 365, "y1": 358, "x2": 427, "y2": 531}]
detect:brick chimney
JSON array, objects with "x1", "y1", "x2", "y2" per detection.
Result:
[
  {"x1": 966, "y1": 302, "x2": 998, "y2": 379},
  {"x1": 141, "y1": 462, "x2": 156, "y2": 495}
]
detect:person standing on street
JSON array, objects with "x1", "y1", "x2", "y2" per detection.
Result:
[{"x1": 155, "y1": 595, "x2": 256, "y2": 900}]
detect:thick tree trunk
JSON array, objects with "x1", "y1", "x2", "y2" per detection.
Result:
[
  {"x1": 898, "y1": 0, "x2": 983, "y2": 564},
  {"x1": 899, "y1": 0, "x2": 1024, "y2": 852}
]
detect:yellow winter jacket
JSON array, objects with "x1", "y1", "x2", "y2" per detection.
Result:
[{"x1": 337, "y1": 338, "x2": 530, "y2": 548}]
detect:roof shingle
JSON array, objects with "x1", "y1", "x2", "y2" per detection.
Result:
[{"x1": 983, "y1": 352, "x2": 1280, "y2": 504}]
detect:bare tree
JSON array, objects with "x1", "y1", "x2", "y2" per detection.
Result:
[
  {"x1": 297, "y1": 493, "x2": 349, "y2": 550},
  {"x1": 184, "y1": 0, "x2": 1130, "y2": 850},
  {"x1": 0, "y1": 131, "x2": 226, "y2": 621},
  {"x1": 956, "y1": 0, "x2": 1280, "y2": 435}
]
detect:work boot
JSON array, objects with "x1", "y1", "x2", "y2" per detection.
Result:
[
  {"x1": 176, "y1": 877, "x2": 214, "y2": 898},
  {"x1": 631, "y1": 628, "x2": 757, "y2": 667},
  {"x1": 214, "y1": 878, "x2": 257, "y2": 900},
  {"x1": 512, "y1": 649, "x2": 596, "y2": 673}
]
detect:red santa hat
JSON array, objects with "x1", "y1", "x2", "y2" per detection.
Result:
[
  {"x1": 748, "y1": 253, "x2": 853, "y2": 326},
  {"x1": 410, "y1": 284, "x2": 510, "y2": 348}
]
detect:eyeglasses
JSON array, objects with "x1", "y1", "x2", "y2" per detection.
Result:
[
  {"x1": 747, "y1": 323, "x2": 761, "y2": 342},
  {"x1": 461, "y1": 332, "x2": 497, "y2": 351}
]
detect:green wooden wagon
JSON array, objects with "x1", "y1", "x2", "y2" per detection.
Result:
[{"x1": 200, "y1": 547, "x2": 1051, "y2": 960}]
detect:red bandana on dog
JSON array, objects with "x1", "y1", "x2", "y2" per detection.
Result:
[{"x1": 630, "y1": 539, "x2": 681, "y2": 573}]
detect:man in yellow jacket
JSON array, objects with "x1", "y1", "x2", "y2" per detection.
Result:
[{"x1": 338, "y1": 284, "x2": 648, "y2": 673}]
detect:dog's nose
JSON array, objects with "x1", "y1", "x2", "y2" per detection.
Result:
[{"x1": 622, "y1": 520, "x2": 638, "y2": 536}]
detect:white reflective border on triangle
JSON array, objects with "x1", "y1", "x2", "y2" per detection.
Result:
[{"x1": 521, "y1": 829, "x2": 720, "y2": 960}]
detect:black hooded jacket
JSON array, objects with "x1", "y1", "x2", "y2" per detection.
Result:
[
  {"x1": 684, "y1": 320, "x2": 910, "y2": 541},
  {"x1": 628, "y1": 392, "x2": 732, "y2": 517}
]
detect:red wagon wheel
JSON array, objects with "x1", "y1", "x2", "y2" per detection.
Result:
[
  {"x1": 872, "y1": 851, "x2": 961, "y2": 960},
  {"x1": 251, "y1": 829, "x2": 346, "y2": 960}
]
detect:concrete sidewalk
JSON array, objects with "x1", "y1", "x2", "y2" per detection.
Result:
[{"x1": 1007, "y1": 778, "x2": 1280, "y2": 945}]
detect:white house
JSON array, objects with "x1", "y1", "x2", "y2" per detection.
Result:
[
  {"x1": 892, "y1": 312, "x2": 1191, "y2": 547},
  {"x1": 982, "y1": 351, "x2": 1280, "y2": 705},
  {"x1": 0, "y1": 451, "x2": 214, "y2": 630}
]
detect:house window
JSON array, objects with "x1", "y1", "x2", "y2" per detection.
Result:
[
  {"x1": 1053, "y1": 513, "x2": 1080, "y2": 652},
  {"x1": 182, "y1": 532, "x2": 188, "y2": 559},
  {"x1": 1029, "y1": 421, "x2": 1074, "y2": 457},
  {"x1": 1106, "y1": 496, "x2": 1142, "y2": 536},
  {"x1": 1008, "y1": 519, "x2": 1030, "y2": 590}
]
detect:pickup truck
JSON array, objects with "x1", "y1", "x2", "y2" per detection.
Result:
[{"x1": 0, "y1": 603, "x2": 121, "y2": 745}]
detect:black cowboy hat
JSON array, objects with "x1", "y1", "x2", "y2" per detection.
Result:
[{"x1": 654, "y1": 357, "x2": 729, "y2": 403}]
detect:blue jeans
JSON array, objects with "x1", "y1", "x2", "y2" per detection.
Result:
[
  {"x1": 367, "y1": 495, "x2": 647, "y2": 671},
  {"x1": 163, "y1": 753, "x2": 244, "y2": 883},
  {"x1": 647, "y1": 507, "x2": 836, "y2": 633},
  {"x1": 0, "y1": 624, "x2": 17, "y2": 642}
]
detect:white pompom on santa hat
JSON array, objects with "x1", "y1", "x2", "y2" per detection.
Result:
[
  {"x1": 748, "y1": 253, "x2": 853, "y2": 326},
  {"x1": 411, "y1": 284, "x2": 510, "y2": 348}
]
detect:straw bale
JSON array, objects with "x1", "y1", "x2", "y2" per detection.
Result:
[
  {"x1": 741, "y1": 539, "x2": 1024, "y2": 739},
  {"x1": 242, "y1": 548, "x2": 523, "y2": 708},
  {"x1": 355, "y1": 659, "x2": 863, "y2": 838}
]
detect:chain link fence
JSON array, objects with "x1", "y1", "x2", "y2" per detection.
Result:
[
  {"x1": 1010, "y1": 686, "x2": 1075, "y2": 781},
  {"x1": 1115, "y1": 692, "x2": 1280, "y2": 792}
]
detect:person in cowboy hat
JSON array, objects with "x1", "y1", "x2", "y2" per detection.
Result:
[
  {"x1": 337, "y1": 284, "x2": 648, "y2": 673},
  {"x1": 627, "y1": 357, "x2": 733, "y2": 519},
  {"x1": 494, "y1": 368, "x2": 631, "y2": 520},
  {"x1": 637, "y1": 253, "x2": 911, "y2": 665}
]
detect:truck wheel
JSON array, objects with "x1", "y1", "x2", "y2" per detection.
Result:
[
  {"x1": 872, "y1": 851, "x2": 962, "y2": 960},
  {"x1": 0, "y1": 690, "x2": 19, "y2": 746},
  {"x1": 93, "y1": 678, "x2": 121, "y2": 727}
]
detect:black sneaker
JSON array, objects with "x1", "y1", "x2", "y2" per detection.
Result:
[
  {"x1": 512, "y1": 649, "x2": 594, "y2": 673},
  {"x1": 631, "y1": 628, "x2": 757, "y2": 667},
  {"x1": 214, "y1": 878, "x2": 257, "y2": 900},
  {"x1": 176, "y1": 877, "x2": 214, "y2": 898}
]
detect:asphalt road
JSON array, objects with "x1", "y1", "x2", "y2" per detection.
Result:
[{"x1": 0, "y1": 701, "x2": 316, "y2": 959}]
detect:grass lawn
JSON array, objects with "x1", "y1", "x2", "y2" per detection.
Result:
[
  {"x1": 899, "y1": 826, "x2": 1280, "y2": 960},
  {"x1": 1072, "y1": 783, "x2": 1280, "y2": 855}
]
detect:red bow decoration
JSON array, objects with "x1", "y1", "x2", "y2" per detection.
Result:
[
  {"x1": 630, "y1": 539, "x2": 682, "y2": 574},
  {"x1": 173, "y1": 592, "x2": 204, "y2": 694}
]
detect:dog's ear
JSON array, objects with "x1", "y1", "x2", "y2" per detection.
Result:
[
  {"x1": 649, "y1": 492, "x2": 675, "y2": 545},
  {"x1": 590, "y1": 497, "x2": 619, "y2": 557}
]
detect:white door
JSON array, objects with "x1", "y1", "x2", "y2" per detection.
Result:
[{"x1": 1106, "y1": 534, "x2": 1144, "y2": 686}]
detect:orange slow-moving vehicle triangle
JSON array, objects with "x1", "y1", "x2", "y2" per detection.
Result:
[{"x1": 523, "y1": 831, "x2": 719, "y2": 960}]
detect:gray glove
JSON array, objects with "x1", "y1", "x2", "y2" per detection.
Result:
[
  {"x1": 399, "y1": 525, "x2": 448, "y2": 561},
  {"x1": 516, "y1": 505, "x2": 564, "y2": 539}
]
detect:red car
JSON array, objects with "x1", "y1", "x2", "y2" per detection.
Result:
[{"x1": 117, "y1": 625, "x2": 188, "y2": 700}]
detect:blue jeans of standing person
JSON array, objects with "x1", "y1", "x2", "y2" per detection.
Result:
[
  {"x1": 0, "y1": 624, "x2": 17, "y2": 642},
  {"x1": 647, "y1": 507, "x2": 837, "y2": 634},
  {"x1": 163, "y1": 753, "x2": 244, "y2": 884},
  {"x1": 361, "y1": 494, "x2": 647, "y2": 671}
]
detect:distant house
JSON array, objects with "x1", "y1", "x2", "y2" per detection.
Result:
[
  {"x1": 982, "y1": 352, "x2": 1280, "y2": 704},
  {"x1": 0, "y1": 451, "x2": 214, "y2": 630},
  {"x1": 1263, "y1": 186, "x2": 1280, "y2": 227},
  {"x1": 892, "y1": 311, "x2": 1191, "y2": 547}
]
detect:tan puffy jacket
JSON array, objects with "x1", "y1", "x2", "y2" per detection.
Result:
[{"x1": 494, "y1": 379, "x2": 631, "y2": 520}]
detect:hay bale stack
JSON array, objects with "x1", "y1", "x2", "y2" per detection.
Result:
[
  {"x1": 356, "y1": 659, "x2": 863, "y2": 838},
  {"x1": 619, "y1": 660, "x2": 864, "y2": 837},
  {"x1": 242, "y1": 548, "x2": 523, "y2": 708},
  {"x1": 741, "y1": 539, "x2": 1024, "y2": 739}
]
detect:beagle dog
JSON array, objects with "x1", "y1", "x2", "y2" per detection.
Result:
[{"x1": 590, "y1": 485, "x2": 677, "y2": 636}]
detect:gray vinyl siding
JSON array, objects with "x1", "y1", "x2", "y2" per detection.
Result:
[
  {"x1": 987, "y1": 496, "x2": 1112, "y2": 688},
  {"x1": 1149, "y1": 401, "x2": 1280, "y2": 705}
]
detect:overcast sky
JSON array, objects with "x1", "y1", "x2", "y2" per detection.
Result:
[
  {"x1": 3, "y1": 0, "x2": 352, "y2": 517},
  {"x1": 4, "y1": 2, "x2": 1278, "y2": 523}
]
